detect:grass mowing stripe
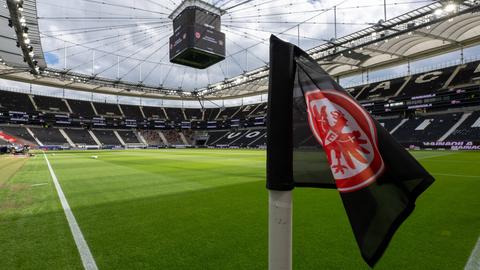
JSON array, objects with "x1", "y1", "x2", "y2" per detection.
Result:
[
  {"x1": 18, "y1": 150, "x2": 477, "y2": 269},
  {"x1": 43, "y1": 153, "x2": 99, "y2": 270},
  {"x1": 465, "y1": 236, "x2": 480, "y2": 270},
  {"x1": 0, "y1": 157, "x2": 27, "y2": 184}
]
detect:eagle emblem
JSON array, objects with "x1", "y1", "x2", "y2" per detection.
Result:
[{"x1": 305, "y1": 90, "x2": 384, "y2": 192}]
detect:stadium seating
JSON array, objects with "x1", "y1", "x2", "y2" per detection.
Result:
[
  {"x1": 249, "y1": 103, "x2": 268, "y2": 117},
  {"x1": 392, "y1": 113, "x2": 462, "y2": 143},
  {"x1": 205, "y1": 130, "x2": 229, "y2": 145},
  {"x1": 217, "y1": 107, "x2": 240, "y2": 120},
  {"x1": 210, "y1": 130, "x2": 249, "y2": 146},
  {"x1": 446, "y1": 111, "x2": 480, "y2": 141},
  {"x1": 68, "y1": 99, "x2": 96, "y2": 118},
  {"x1": 140, "y1": 130, "x2": 164, "y2": 146},
  {"x1": 92, "y1": 129, "x2": 122, "y2": 145},
  {"x1": 117, "y1": 130, "x2": 140, "y2": 144},
  {"x1": 345, "y1": 85, "x2": 364, "y2": 98},
  {"x1": 356, "y1": 77, "x2": 406, "y2": 100},
  {"x1": 184, "y1": 108, "x2": 202, "y2": 120},
  {"x1": 0, "y1": 58, "x2": 479, "y2": 149},
  {"x1": 142, "y1": 106, "x2": 167, "y2": 119},
  {"x1": 229, "y1": 129, "x2": 266, "y2": 147},
  {"x1": 0, "y1": 126, "x2": 36, "y2": 143},
  {"x1": 164, "y1": 108, "x2": 185, "y2": 121},
  {"x1": 163, "y1": 130, "x2": 184, "y2": 145},
  {"x1": 251, "y1": 133, "x2": 266, "y2": 148},
  {"x1": 29, "y1": 127, "x2": 68, "y2": 145},
  {"x1": 0, "y1": 91, "x2": 35, "y2": 113},
  {"x1": 182, "y1": 129, "x2": 194, "y2": 145},
  {"x1": 121, "y1": 105, "x2": 144, "y2": 119},
  {"x1": 234, "y1": 104, "x2": 257, "y2": 119},
  {"x1": 205, "y1": 129, "x2": 266, "y2": 147},
  {"x1": 377, "y1": 117, "x2": 405, "y2": 133},
  {"x1": 33, "y1": 95, "x2": 69, "y2": 112},
  {"x1": 64, "y1": 129, "x2": 97, "y2": 145},
  {"x1": 92, "y1": 102, "x2": 122, "y2": 116},
  {"x1": 399, "y1": 66, "x2": 457, "y2": 98},
  {"x1": 204, "y1": 108, "x2": 221, "y2": 121},
  {"x1": 450, "y1": 60, "x2": 480, "y2": 86}
]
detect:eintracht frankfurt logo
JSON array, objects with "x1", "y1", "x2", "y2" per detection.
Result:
[{"x1": 305, "y1": 89, "x2": 384, "y2": 192}]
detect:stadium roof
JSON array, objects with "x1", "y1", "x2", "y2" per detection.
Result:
[
  {"x1": 0, "y1": 0, "x2": 479, "y2": 100},
  {"x1": 204, "y1": 0, "x2": 480, "y2": 98},
  {"x1": 0, "y1": 0, "x2": 46, "y2": 71}
]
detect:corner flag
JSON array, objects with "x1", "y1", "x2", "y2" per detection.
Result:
[{"x1": 266, "y1": 35, "x2": 434, "y2": 267}]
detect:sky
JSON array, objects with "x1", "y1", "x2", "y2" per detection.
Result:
[
  {"x1": 2, "y1": 0, "x2": 475, "y2": 107},
  {"x1": 34, "y1": 0, "x2": 435, "y2": 90}
]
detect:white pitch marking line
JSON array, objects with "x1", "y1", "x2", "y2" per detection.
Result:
[
  {"x1": 465, "y1": 236, "x2": 480, "y2": 270},
  {"x1": 31, "y1": 183, "x2": 48, "y2": 187},
  {"x1": 43, "y1": 153, "x2": 99, "y2": 270}
]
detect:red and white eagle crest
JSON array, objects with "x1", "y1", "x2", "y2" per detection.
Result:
[{"x1": 305, "y1": 90, "x2": 384, "y2": 192}]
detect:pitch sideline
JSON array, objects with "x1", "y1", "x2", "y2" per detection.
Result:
[
  {"x1": 43, "y1": 153, "x2": 99, "y2": 270},
  {"x1": 465, "y1": 236, "x2": 480, "y2": 270}
]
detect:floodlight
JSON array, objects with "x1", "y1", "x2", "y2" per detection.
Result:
[{"x1": 444, "y1": 3, "x2": 457, "y2": 12}]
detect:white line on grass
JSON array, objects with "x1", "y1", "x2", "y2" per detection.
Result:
[
  {"x1": 31, "y1": 183, "x2": 48, "y2": 187},
  {"x1": 43, "y1": 153, "x2": 99, "y2": 270},
  {"x1": 465, "y1": 236, "x2": 480, "y2": 270}
]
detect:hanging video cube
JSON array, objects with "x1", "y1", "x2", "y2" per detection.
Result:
[{"x1": 169, "y1": 0, "x2": 226, "y2": 69}]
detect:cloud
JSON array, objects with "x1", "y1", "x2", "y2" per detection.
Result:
[{"x1": 35, "y1": 0, "x2": 429, "y2": 91}]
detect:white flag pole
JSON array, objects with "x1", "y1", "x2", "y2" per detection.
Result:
[{"x1": 269, "y1": 190, "x2": 292, "y2": 270}]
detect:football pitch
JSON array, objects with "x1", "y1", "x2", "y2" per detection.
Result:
[{"x1": 0, "y1": 149, "x2": 479, "y2": 270}]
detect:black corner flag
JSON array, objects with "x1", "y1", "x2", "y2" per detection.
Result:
[{"x1": 266, "y1": 35, "x2": 434, "y2": 267}]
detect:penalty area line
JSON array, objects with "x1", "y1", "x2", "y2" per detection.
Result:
[{"x1": 43, "y1": 153, "x2": 99, "y2": 270}]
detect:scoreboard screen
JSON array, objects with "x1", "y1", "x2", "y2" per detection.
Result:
[{"x1": 169, "y1": 6, "x2": 225, "y2": 69}]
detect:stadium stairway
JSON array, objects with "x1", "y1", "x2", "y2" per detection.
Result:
[
  {"x1": 26, "y1": 127, "x2": 43, "y2": 146},
  {"x1": 113, "y1": 131, "x2": 126, "y2": 146},
  {"x1": 90, "y1": 102, "x2": 99, "y2": 116},
  {"x1": 135, "y1": 130, "x2": 148, "y2": 146},
  {"x1": 248, "y1": 133, "x2": 266, "y2": 147},
  {"x1": 443, "y1": 65, "x2": 463, "y2": 89},
  {"x1": 438, "y1": 112, "x2": 472, "y2": 141},
  {"x1": 182, "y1": 110, "x2": 188, "y2": 121},
  {"x1": 206, "y1": 130, "x2": 229, "y2": 146},
  {"x1": 117, "y1": 104, "x2": 125, "y2": 117},
  {"x1": 64, "y1": 99, "x2": 74, "y2": 114},
  {"x1": 179, "y1": 132, "x2": 189, "y2": 145},
  {"x1": 28, "y1": 95, "x2": 39, "y2": 111},
  {"x1": 158, "y1": 131, "x2": 169, "y2": 145},
  {"x1": 162, "y1": 108, "x2": 169, "y2": 120},
  {"x1": 88, "y1": 130, "x2": 102, "y2": 147},
  {"x1": 139, "y1": 107, "x2": 147, "y2": 119},
  {"x1": 390, "y1": 119, "x2": 409, "y2": 134},
  {"x1": 59, "y1": 129, "x2": 75, "y2": 147}
]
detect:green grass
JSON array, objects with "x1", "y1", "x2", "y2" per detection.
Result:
[{"x1": 0, "y1": 150, "x2": 479, "y2": 269}]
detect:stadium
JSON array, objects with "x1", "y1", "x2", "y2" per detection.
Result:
[{"x1": 0, "y1": 0, "x2": 479, "y2": 269}]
